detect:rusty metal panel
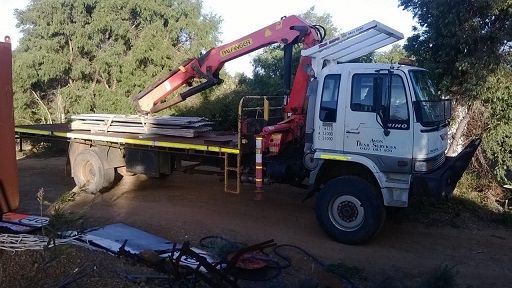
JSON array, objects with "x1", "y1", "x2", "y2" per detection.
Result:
[{"x1": 0, "y1": 38, "x2": 19, "y2": 213}]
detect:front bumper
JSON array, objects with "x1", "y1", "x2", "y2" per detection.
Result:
[{"x1": 412, "y1": 138, "x2": 481, "y2": 198}]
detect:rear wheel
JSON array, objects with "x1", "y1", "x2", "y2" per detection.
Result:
[
  {"x1": 316, "y1": 176, "x2": 385, "y2": 244},
  {"x1": 72, "y1": 148, "x2": 115, "y2": 193}
]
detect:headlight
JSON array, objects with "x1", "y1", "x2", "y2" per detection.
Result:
[
  {"x1": 414, "y1": 154, "x2": 446, "y2": 172},
  {"x1": 414, "y1": 161, "x2": 429, "y2": 172}
]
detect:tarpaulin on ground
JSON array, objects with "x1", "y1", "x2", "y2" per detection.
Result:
[{"x1": 78, "y1": 223, "x2": 220, "y2": 271}]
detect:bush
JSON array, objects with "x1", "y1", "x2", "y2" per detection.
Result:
[
  {"x1": 481, "y1": 65, "x2": 512, "y2": 186},
  {"x1": 173, "y1": 75, "x2": 249, "y2": 131}
]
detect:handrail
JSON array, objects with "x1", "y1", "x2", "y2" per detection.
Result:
[{"x1": 302, "y1": 20, "x2": 403, "y2": 72}]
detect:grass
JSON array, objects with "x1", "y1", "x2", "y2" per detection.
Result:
[
  {"x1": 398, "y1": 172, "x2": 512, "y2": 228},
  {"x1": 40, "y1": 187, "x2": 86, "y2": 239},
  {"x1": 24, "y1": 187, "x2": 89, "y2": 286},
  {"x1": 452, "y1": 172, "x2": 512, "y2": 225}
]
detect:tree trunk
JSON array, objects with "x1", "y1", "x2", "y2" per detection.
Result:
[{"x1": 447, "y1": 103, "x2": 471, "y2": 156}]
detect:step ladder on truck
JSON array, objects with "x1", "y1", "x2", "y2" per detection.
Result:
[{"x1": 14, "y1": 16, "x2": 481, "y2": 244}]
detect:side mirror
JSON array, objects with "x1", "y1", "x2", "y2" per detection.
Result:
[
  {"x1": 373, "y1": 75, "x2": 391, "y2": 136},
  {"x1": 376, "y1": 104, "x2": 391, "y2": 136}
]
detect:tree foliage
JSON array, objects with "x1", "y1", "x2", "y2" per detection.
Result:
[
  {"x1": 174, "y1": 74, "x2": 250, "y2": 131},
  {"x1": 13, "y1": 0, "x2": 220, "y2": 124},
  {"x1": 400, "y1": 0, "x2": 512, "y2": 184},
  {"x1": 373, "y1": 44, "x2": 408, "y2": 64},
  {"x1": 481, "y1": 61, "x2": 512, "y2": 184},
  {"x1": 248, "y1": 7, "x2": 340, "y2": 95},
  {"x1": 399, "y1": 0, "x2": 512, "y2": 99}
]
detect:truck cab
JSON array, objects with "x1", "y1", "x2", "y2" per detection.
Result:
[
  {"x1": 307, "y1": 63, "x2": 480, "y2": 243},
  {"x1": 313, "y1": 63, "x2": 450, "y2": 205}
]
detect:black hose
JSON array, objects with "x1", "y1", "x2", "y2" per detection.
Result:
[
  {"x1": 198, "y1": 236, "x2": 357, "y2": 286},
  {"x1": 312, "y1": 24, "x2": 327, "y2": 42}
]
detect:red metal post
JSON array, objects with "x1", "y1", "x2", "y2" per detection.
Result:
[{"x1": 0, "y1": 36, "x2": 20, "y2": 213}]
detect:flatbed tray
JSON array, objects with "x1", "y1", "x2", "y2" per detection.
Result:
[{"x1": 16, "y1": 124, "x2": 239, "y2": 154}]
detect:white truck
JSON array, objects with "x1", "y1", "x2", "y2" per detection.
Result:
[{"x1": 14, "y1": 16, "x2": 480, "y2": 244}]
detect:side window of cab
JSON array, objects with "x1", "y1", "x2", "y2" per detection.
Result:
[
  {"x1": 319, "y1": 74, "x2": 341, "y2": 122},
  {"x1": 389, "y1": 75, "x2": 408, "y2": 121},
  {"x1": 351, "y1": 73, "x2": 410, "y2": 129}
]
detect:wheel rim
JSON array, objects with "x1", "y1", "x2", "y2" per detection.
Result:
[
  {"x1": 80, "y1": 160, "x2": 96, "y2": 186},
  {"x1": 328, "y1": 195, "x2": 365, "y2": 231}
]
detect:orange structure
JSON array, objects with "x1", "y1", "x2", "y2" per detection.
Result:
[{"x1": 0, "y1": 37, "x2": 19, "y2": 213}]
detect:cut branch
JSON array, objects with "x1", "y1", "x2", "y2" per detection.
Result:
[{"x1": 30, "y1": 90, "x2": 53, "y2": 124}]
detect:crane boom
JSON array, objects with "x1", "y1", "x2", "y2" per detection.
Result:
[
  {"x1": 132, "y1": 17, "x2": 405, "y2": 156},
  {"x1": 133, "y1": 15, "x2": 322, "y2": 114}
]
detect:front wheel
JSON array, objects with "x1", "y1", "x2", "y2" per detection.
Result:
[{"x1": 315, "y1": 176, "x2": 385, "y2": 244}]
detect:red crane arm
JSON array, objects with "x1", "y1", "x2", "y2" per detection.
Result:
[{"x1": 133, "y1": 15, "x2": 320, "y2": 114}]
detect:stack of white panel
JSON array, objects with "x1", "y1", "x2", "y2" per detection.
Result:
[{"x1": 70, "y1": 114, "x2": 213, "y2": 137}]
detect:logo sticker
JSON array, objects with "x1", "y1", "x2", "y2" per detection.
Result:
[{"x1": 220, "y1": 38, "x2": 253, "y2": 57}]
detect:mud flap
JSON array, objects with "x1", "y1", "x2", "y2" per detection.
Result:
[{"x1": 412, "y1": 138, "x2": 481, "y2": 198}]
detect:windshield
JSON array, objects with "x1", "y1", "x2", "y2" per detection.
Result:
[
  {"x1": 409, "y1": 70, "x2": 451, "y2": 127},
  {"x1": 409, "y1": 70, "x2": 440, "y2": 101}
]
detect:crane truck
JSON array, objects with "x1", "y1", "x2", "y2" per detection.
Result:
[{"x1": 12, "y1": 15, "x2": 480, "y2": 244}]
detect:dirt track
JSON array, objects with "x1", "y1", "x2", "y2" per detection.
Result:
[{"x1": 16, "y1": 156, "x2": 512, "y2": 287}]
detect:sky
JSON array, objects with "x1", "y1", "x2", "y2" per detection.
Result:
[
  {"x1": 203, "y1": 0, "x2": 417, "y2": 74},
  {"x1": 1, "y1": 0, "x2": 417, "y2": 75}
]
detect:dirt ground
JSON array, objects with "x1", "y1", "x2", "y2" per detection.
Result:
[{"x1": 7, "y1": 156, "x2": 512, "y2": 287}]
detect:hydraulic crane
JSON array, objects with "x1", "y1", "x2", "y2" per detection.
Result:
[
  {"x1": 133, "y1": 15, "x2": 325, "y2": 154},
  {"x1": 133, "y1": 15, "x2": 323, "y2": 114}
]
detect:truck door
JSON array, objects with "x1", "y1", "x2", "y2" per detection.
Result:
[
  {"x1": 343, "y1": 69, "x2": 413, "y2": 173},
  {"x1": 314, "y1": 73, "x2": 344, "y2": 151}
]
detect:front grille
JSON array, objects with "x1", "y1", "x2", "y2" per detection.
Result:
[{"x1": 430, "y1": 153, "x2": 445, "y2": 171}]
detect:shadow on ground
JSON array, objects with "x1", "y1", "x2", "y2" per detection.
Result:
[{"x1": 14, "y1": 156, "x2": 512, "y2": 287}]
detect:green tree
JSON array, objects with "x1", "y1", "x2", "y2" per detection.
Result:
[
  {"x1": 481, "y1": 60, "x2": 512, "y2": 185},
  {"x1": 248, "y1": 7, "x2": 340, "y2": 95},
  {"x1": 13, "y1": 0, "x2": 220, "y2": 124},
  {"x1": 399, "y1": 0, "x2": 512, "y2": 98},
  {"x1": 399, "y1": 0, "x2": 512, "y2": 184},
  {"x1": 374, "y1": 44, "x2": 408, "y2": 63},
  {"x1": 174, "y1": 73, "x2": 251, "y2": 130}
]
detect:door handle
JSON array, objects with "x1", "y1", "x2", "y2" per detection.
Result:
[{"x1": 346, "y1": 130, "x2": 360, "y2": 134}]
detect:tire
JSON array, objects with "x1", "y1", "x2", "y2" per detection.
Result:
[
  {"x1": 72, "y1": 148, "x2": 115, "y2": 194},
  {"x1": 315, "y1": 176, "x2": 385, "y2": 244}
]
